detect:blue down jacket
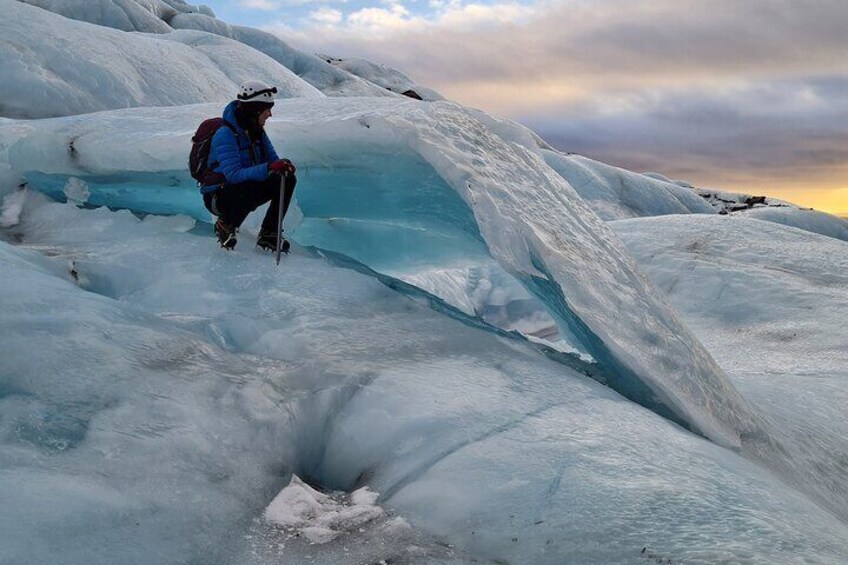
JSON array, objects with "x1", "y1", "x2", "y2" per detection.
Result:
[{"x1": 200, "y1": 101, "x2": 279, "y2": 194}]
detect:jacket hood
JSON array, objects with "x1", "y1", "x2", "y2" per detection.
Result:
[
  {"x1": 223, "y1": 100, "x2": 270, "y2": 140},
  {"x1": 222, "y1": 101, "x2": 246, "y2": 136}
]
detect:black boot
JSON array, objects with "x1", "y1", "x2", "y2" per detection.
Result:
[
  {"x1": 256, "y1": 228, "x2": 289, "y2": 253},
  {"x1": 215, "y1": 218, "x2": 238, "y2": 249}
]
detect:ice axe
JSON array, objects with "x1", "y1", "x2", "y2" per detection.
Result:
[{"x1": 275, "y1": 172, "x2": 287, "y2": 265}]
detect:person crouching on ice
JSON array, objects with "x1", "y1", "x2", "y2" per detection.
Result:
[{"x1": 200, "y1": 80, "x2": 297, "y2": 251}]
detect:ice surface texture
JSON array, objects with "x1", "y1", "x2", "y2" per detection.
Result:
[
  {"x1": 2, "y1": 97, "x2": 779, "y2": 451},
  {"x1": 19, "y1": 0, "x2": 181, "y2": 32},
  {"x1": 3, "y1": 0, "x2": 395, "y2": 120},
  {"x1": 319, "y1": 55, "x2": 445, "y2": 101},
  {"x1": 614, "y1": 214, "x2": 848, "y2": 519},
  {"x1": 0, "y1": 1, "x2": 318, "y2": 119},
  {"x1": 543, "y1": 151, "x2": 717, "y2": 221},
  {"x1": 2, "y1": 3, "x2": 846, "y2": 559},
  {"x1": 742, "y1": 205, "x2": 848, "y2": 241},
  {"x1": 614, "y1": 214, "x2": 848, "y2": 378},
  {"x1": 173, "y1": 18, "x2": 396, "y2": 98},
  {"x1": 3, "y1": 194, "x2": 848, "y2": 564}
]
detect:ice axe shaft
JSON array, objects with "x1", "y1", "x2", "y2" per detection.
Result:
[{"x1": 275, "y1": 172, "x2": 286, "y2": 265}]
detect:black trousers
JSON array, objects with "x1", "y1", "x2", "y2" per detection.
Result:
[{"x1": 203, "y1": 174, "x2": 296, "y2": 232}]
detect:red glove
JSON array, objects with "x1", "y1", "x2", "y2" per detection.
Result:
[{"x1": 268, "y1": 159, "x2": 296, "y2": 176}]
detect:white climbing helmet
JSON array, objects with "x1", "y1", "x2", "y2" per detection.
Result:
[{"x1": 236, "y1": 80, "x2": 277, "y2": 104}]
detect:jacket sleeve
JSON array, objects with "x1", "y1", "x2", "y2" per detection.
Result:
[
  {"x1": 263, "y1": 132, "x2": 280, "y2": 163},
  {"x1": 212, "y1": 128, "x2": 268, "y2": 185}
]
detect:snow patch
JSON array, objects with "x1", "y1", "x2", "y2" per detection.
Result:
[{"x1": 264, "y1": 475, "x2": 385, "y2": 544}]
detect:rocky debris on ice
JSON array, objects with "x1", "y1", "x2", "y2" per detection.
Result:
[{"x1": 694, "y1": 188, "x2": 790, "y2": 214}]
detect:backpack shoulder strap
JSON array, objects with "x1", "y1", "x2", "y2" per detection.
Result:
[{"x1": 213, "y1": 119, "x2": 239, "y2": 143}]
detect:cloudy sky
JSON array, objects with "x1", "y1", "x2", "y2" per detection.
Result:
[{"x1": 202, "y1": 0, "x2": 848, "y2": 215}]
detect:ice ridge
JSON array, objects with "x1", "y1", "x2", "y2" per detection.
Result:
[{"x1": 305, "y1": 244, "x2": 597, "y2": 378}]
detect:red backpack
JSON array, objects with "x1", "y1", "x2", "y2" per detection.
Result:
[{"x1": 189, "y1": 118, "x2": 237, "y2": 186}]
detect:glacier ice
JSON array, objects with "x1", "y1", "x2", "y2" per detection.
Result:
[
  {"x1": 613, "y1": 213, "x2": 848, "y2": 520},
  {"x1": 2, "y1": 193, "x2": 848, "y2": 564},
  {"x1": 541, "y1": 150, "x2": 717, "y2": 221},
  {"x1": 0, "y1": 98, "x2": 771, "y2": 451},
  {"x1": 318, "y1": 55, "x2": 445, "y2": 102},
  {"x1": 0, "y1": 98, "x2": 780, "y2": 447},
  {"x1": 155, "y1": 29, "x2": 323, "y2": 99},
  {"x1": 690, "y1": 186, "x2": 848, "y2": 242},
  {"x1": 9, "y1": 97, "x2": 847, "y2": 545},
  {"x1": 742, "y1": 205, "x2": 848, "y2": 241},
  {"x1": 0, "y1": 0, "x2": 314, "y2": 119},
  {"x1": 2, "y1": 3, "x2": 847, "y2": 561},
  {"x1": 613, "y1": 214, "x2": 848, "y2": 377},
  {"x1": 19, "y1": 0, "x2": 176, "y2": 33},
  {"x1": 0, "y1": 0, "x2": 388, "y2": 120},
  {"x1": 42, "y1": 0, "x2": 402, "y2": 99},
  {"x1": 220, "y1": 25, "x2": 398, "y2": 99}
]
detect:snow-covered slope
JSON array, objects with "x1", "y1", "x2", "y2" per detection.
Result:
[
  {"x1": 158, "y1": 30, "x2": 323, "y2": 97},
  {"x1": 320, "y1": 55, "x2": 445, "y2": 101},
  {"x1": 542, "y1": 151, "x2": 717, "y2": 220},
  {"x1": 613, "y1": 214, "x2": 848, "y2": 387},
  {"x1": 19, "y1": 0, "x2": 179, "y2": 32},
  {"x1": 0, "y1": 0, "x2": 319, "y2": 119},
  {"x1": 538, "y1": 151, "x2": 848, "y2": 243},
  {"x1": 11, "y1": 0, "x2": 401, "y2": 106},
  {"x1": 689, "y1": 186, "x2": 848, "y2": 241},
  {"x1": 170, "y1": 16, "x2": 399, "y2": 98},
  {"x1": 740, "y1": 205, "x2": 848, "y2": 241}
]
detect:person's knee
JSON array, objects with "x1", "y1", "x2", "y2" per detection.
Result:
[{"x1": 257, "y1": 177, "x2": 278, "y2": 198}]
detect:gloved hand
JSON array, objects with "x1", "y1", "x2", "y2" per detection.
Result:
[{"x1": 268, "y1": 158, "x2": 296, "y2": 176}]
